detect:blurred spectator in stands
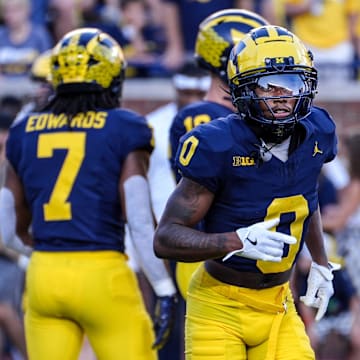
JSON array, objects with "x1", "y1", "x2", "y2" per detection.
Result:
[
  {"x1": 0, "y1": 96, "x2": 22, "y2": 121},
  {"x1": 118, "y1": 0, "x2": 169, "y2": 77},
  {"x1": 253, "y1": 0, "x2": 277, "y2": 24},
  {"x1": 0, "y1": 112, "x2": 12, "y2": 182},
  {"x1": 320, "y1": 131, "x2": 360, "y2": 360},
  {"x1": 0, "y1": 246, "x2": 28, "y2": 360},
  {"x1": 355, "y1": 14, "x2": 360, "y2": 79},
  {"x1": 0, "y1": 110, "x2": 28, "y2": 360},
  {"x1": 0, "y1": 98, "x2": 21, "y2": 178},
  {"x1": 81, "y1": 1, "x2": 124, "y2": 44},
  {"x1": 46, "y1": 0, "x2": 98, "y2": 42},
  {"x1": 47, "y1": 0, "x2": 131, "y2": 44},
  {"x1": 322, "y1": 131, "x2": 360, "y2": 293},
  {"x1": 160, "y1": 0, "x2": 275, "y2": 71},
  {"x1": 270, "y1": 0, "x2": 287, "y2": 26},
  {"x1": 284, "y1": 0, "x2": 360, "y2": 83},
  {"x1": 0, "y1": 258, "x2": 26, "y2": 360},
  {"x1": 0, "y1": 0, "x2": 53, "y2": 79},
  {"x1": 296, "y1": 237, "x2": 360, "y2": 360},
  {"x1": 29, "y1": 0, "x2": 48, "y2": 26},
  {"x1": 82, "y1": 0, "x2": 169, "y2": 77},
  {"x1": 292, "y1": 168, "x2": 360, "y2": 360}
]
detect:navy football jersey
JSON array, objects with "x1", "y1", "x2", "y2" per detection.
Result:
[
  {"x1": 176, "y1": 106, "x2": 337, "y2": 274},
  {"x1": 170, "y1": 100, "x2": 233, "y2": 182},
  {"x1": 6, "y1": 108, "x2": 153, "y2": 252}
]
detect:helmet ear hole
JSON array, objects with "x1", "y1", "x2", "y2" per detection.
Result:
[{"x1": 233, "y1": 98, "x2": 247, "y2": 115}]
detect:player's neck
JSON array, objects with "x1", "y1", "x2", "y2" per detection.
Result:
[{"x1": 204, "y1": 78, "x2": 234, "y2": 110}]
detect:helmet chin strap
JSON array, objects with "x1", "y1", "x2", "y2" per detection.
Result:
[{"x1": 246, "y1": 117, "x2": 294, "y2": 144}]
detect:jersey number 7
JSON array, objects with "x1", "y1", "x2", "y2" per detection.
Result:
[{"x1": 37, "y1": 132, "x2": 86, "y2": 221}]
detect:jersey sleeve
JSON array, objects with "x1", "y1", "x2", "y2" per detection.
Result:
[
  {"x1": 115, "y1": 109, "x2": 154, "y2": 155},
  {"x1": 6, "y1": 120, "x2": 26, "y2": 173},
  {"x1": 175, "y1": 120, "x2": 230, "y2": 193},
  {"x1": 311, "y1": 107, "x2": 337, "y2": 163}
]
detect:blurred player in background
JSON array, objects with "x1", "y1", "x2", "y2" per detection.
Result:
[{"x1": 0, "y1": 27, "x2": 176, "y2": 360}]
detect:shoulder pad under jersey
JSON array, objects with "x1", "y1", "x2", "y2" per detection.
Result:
[{"x1": 176, "y1": 114, "x2": 237, "y2": 184}]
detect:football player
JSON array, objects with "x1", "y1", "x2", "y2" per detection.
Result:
[
  {"x1": 154, "y1": 25, "x2": 340, "y2": 359},
  {"x1": 0, "y1": 28, "x2": 176, "y2": 360},
  {"x1": 168, "y1": 8, "x2": 269, "y2": 299}
]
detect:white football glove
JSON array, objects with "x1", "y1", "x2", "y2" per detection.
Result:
[
  {"x1": 300, "y1": 261, "x2": 341, "y2": 321},
  {"x1": 223, "y1": 218, "x2": 297, "y2": 262}
]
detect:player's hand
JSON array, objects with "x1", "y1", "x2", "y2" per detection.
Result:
[
  {"x1": 223, "y1": 218, "x2": 297, "y2": 262},
  {"x1": 152, "y1": 294, "x2": 177, "y2": 350},
  {"x1": 300, "y1": 261, "x2": 341, "y2": 321}
]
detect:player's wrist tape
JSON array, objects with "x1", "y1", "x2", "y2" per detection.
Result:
[
  {"x1": 17, "y1": 254, "x2": 30, "y2": 270},
  {"x1": 153, "y1": 278, "x2": 177, "y2": 297}
]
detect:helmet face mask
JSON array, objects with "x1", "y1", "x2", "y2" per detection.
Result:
[
  {"x1": 195, "y1": 9, "x2": 269, "y2": 83},
  {"x1": 228, "y1": 26, "x2": 318, "y2": 143},
  {"x1": 51, "y1": 28, "x2": 127, "y2": 97}
]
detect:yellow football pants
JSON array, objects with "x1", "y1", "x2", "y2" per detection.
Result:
[
  {"x1": 185, "y1": 264, "x2": 315, "y2": 360},
  {"x1": 25, "y1": 251, "x2": 157, "y2": 360},
  {"x1": 176, "y1": 261, "x2": 202, "y2": 300}
]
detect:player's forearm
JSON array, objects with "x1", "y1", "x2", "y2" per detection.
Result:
[
  {"x1": 304, "y1": 208, "x2": 328, "y2": 266},
  {"x1": 154, "y1": 222, "x2": 239, "y2": 262},
  {"x1": 124, "y1": 175, "x2": 176, "y2": 296},
  {"x1": 162, "y1": 3, "x2": 184, "y2": 53},
  {"x1": 154, "y1": 176, "x2": 240, "y2": 261}
]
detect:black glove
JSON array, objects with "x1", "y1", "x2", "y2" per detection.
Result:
[{"x1": 152, "y1": 294, "x2": 177, "y2": 350}]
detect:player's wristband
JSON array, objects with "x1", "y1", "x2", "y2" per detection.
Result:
[
  {"x1": 17, "y1": 254, "x2": 30, "y2": 270},
  {"x1": 153, "y1": 278, "x2": 177, "y2": 297}
]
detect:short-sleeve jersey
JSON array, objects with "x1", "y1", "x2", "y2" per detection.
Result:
[
  {"x1": 170, "y1": 100, "x2": 233, "y2": 182},
  {"x1": 6, "y1": 108, "x2": 153, "y2": 252},
  {"x1": 175, "y1": 106, "x2": 337, "y2": 275}
]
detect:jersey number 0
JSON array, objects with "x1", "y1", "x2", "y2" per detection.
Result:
[{"x1": 179, "y1": 134, "x2": 308, "y2": 273}]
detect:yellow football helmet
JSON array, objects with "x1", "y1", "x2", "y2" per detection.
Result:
[
  {"x1": 51, "y1": 27, "x2": 126, "y2": 94},
  {"x1": 227, "y1": 25, "x2": 318, "y2": 143},
  {"x1": 31, "y1": 50, "x2": 52, "y2": 82},
  {"x1": 195, "y1": 9, "x2": 269, "y2": 83}
]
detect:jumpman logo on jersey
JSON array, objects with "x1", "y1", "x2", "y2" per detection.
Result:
[{"x1": 312, "y1": 141, "x2": 323, "y2": 157}]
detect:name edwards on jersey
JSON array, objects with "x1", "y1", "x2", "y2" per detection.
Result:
[{"x1": 25, "y1": 111, "x2": 107, "y2": 132}]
